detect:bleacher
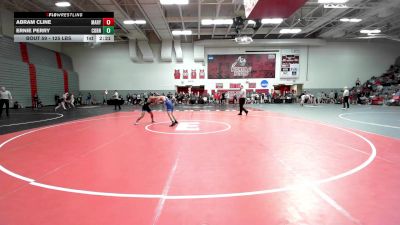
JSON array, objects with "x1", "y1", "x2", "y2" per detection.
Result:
[{"x1": 350, "y1": 62, "x2": 400, "y2": 106}]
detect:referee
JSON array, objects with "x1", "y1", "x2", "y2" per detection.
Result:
[
  {"x1": 0, "y1": 86, "x2": 12, "y2": 118},
  {"x1": 342, "y1": 86, "x2": 350, "y2": 109},
  {"x1": 238, "y1": 85, "x2": 248, "y2": 115}
]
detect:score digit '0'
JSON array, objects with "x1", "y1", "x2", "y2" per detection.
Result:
[{"x1": 102, "y1": 18, "x2": 114, "y2": 26}]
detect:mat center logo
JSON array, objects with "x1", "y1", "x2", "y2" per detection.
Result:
[
  {"x1": 145, "y1": 120, "x2": 231, "y2": 135},
  {"x1": 175, "y1": 122, "x2": 200, "y2": 131}
]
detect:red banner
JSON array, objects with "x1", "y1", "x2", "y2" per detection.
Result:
[
  {"x1": 248, "y1": 82, "x2": 256, "y2": 88},
  {"x1": 174, "y1": 69, "x2": 181, "y2": 79},
  {"x1": 199, "y1": 69, "x2": 205, "y2": 79},
  {"x1": 208, "y1": 54, "x2": 276, "y2": 79},
  {"x1": 230, "y1": 83, "x2": 241, "y2": 89},
  {"x1": 191, "y1": 69, "x2": 197, "y2": 79},
  {"x1": 183, "y1": 69, "x2": 189, "y2": 79},
  {"x1": 256, "y1": 89, "x2": 269, "y2": 93}
]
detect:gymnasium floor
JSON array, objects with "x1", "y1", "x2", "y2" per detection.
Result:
[{"x1": 0, "y1": 104, "x2": 399, "y2": 225}]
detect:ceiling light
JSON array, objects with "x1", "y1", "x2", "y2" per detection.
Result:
[
  {"x1": 247, "y1": 20, "x2": 256, "y2": 25},
  {"x1": 340, "y1": 18, "x2": 362, "y2": 22},
  {"x1": 160, "y1": 0, "x2": 188, "y2": 5},
  {"x1": 318, "y1": 0, "x2": 348, "y2": 3},
  {"x1": 279, "y1": 28, "x2": 302, "y2": 34},
  {"x1": 360, "y1": 29, "x2": 381, "y2": 34},
  {"x1": 349, "y1": 18, "x2": 362, "y2": 22},
  {"x1": 172, "y1": 30, "x2": 192, "y2": 35},
  {"x1": 201, "y1": 19, "x2": 213, "y2": 25},
  {"x1": 55, "y1": 1, "x2": 71, "y2": 7},
  {"x1": 261, "y1": 18, "x2": 283, "y2": 24},
  {"x1": 201, "y1": 19, "x2": 233, "y2": 25},
  {"x1": 235, "y1": 36, "x2": 253, "y2": 44},
  {"x1": 123, "y1": 20, "x2": 146, "y2": 25},
  {"x1": 133, "y1": 20, "x2": 146, "y2": 24}
]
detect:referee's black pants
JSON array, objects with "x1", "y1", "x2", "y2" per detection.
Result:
[
  {"x1": 239, "y1": 97, "x2": 248, "y2": 115},
  {"x1": 0, "y1": 99, "x2": 10, "y2": 117},
  {"x1": 114, "y1": 101, "x2": 121, "y2": 110},
  {"x1": 343, "y1": 96, "x2": 349, "y2": 108}
]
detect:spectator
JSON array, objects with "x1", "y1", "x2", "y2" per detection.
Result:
[
  {"x1": 13, "y1": 101, "x2": 23, "y2": 109},
  {"x1": 86, "y1": 92, "x2": 92, "y2": 105},
  {"x1": 316, "y1": 92, "x2": 322, "y2": 104},
  {"x1": 356, "y1": 77, "x2": 361, "y2": 87},
  {"x1": 334, "y1": 90, "x2": 338, "y2": 103},
  {"x1": 77, "y1": 93, "x2": 83, "y2": 105},
  {"x1": 103, "y1": 90, "x2": 108, "y2": 104},
  {"x1": 113, "y1": 90, "x2": 121, "y2": 110},
  {"x1": 329, "y1": 91, "x2": 335, "y2": 103},
  {"x1": 33, "y1": 92, "x2": 43, "y2": 108},
  {"x1": 266, "y1": 91, "x2": 271, "y2": 103},
  {"x1": 0, "y1": 86, "x2": 13, "y2": 118},
  {"x1": 221, "y1": 92, "x2": 226, "y2": 104}
]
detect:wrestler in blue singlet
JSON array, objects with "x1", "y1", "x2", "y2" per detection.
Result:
[{"x1": 165, "y1": 97, "x2": 174, "y2": 112}]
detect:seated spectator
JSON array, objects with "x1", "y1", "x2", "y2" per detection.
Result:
[
  {"x1": 355, "y1": 77, "x2": 361, "y2": 87},
  {"x1": 77, "y1": 93, "x2": 83, "y2": 105},
  {"x1": 13, "y1": 101, "x2": 23, "y2": 109},
  {"x1": 86, "y1": 93, "x2": 92, "y2": 105}
]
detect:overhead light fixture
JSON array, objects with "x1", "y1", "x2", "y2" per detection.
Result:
[
  {"x1": 201, "y1": 19, "x2": 233, "y2": 25},
  {"x1": 360, "y1": 29, "x2": 381, "y2": 34},
  {"x1": 123, "y1": 20, "x2": 146, "y2": 25},
  {"x1": 261, "y1": 18, "x2": 283, "y2": 24},
  {"x1": 160, "y1": 0, "x2": 188, "y2": 5},
  {"x1": 340, "y1": 18, "x2": 362, "y2": 22},
  {"x1": 172, "y1": 30, "x2": 192, "y2": 35},
  {"x1": 235, "y1": 36, "x2": 253, "y2": 44},
  {"x1": 247, "y1": 20, "x2": 256, "y2": 25},
  {"x1": 318, "y1": 0, "x2": 348, "y2": 3},
  {"x1": 324, "y1": 3, "x2": 348, "y2": 8},
  {"x1": 350, "y1": 18, "x2": 362, "y2": 22},
  {"x1": 55, "y1": 1, "x2": 71, "y2": 7},
  {"x1": 279, "y1": 28, "x2": 302, "y2": 34}
]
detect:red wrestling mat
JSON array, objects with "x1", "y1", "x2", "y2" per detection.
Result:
[{"x1": 0, "y1": 111, "x2": 399, "y2": 225}]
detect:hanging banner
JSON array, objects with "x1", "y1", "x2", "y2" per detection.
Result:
[
  {"x1": 230, "y1": 83, "x2": 241, "y2": 89},
  {"x1": 174, "y1": 69, "x2": 181, "y2": 79},
  {"x1": 199, "y1": 69, "x2": 205, "y2": 79},
  {"x1": 183, "y1": 69, "x2": 189, "y2": 79},
  {"x1": 208, "y1": 54, "x2": 276, "y2": 79},
  {"x1": 248, "y1": 82, "x2": 256, "y2": 88},
  {"x1": 191, "y1": 69, "x2": 197, "y2": 79},
  {"x1": 281, "y1": 54, "x2": 300, "y2": 78},
  {"x1": 216, "y1": 83, "x2": 223, "y2": 89}
]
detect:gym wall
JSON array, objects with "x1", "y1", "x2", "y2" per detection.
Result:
[
  {"x1": 0, "y1": 36, "x2": 79, "y2": 107},
  {"x1": 63, "y1": 40, "x2": 400, "y2": 93}
]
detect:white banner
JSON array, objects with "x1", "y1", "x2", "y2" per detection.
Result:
[{"x1": 281, "y1": 54, "x2": 300, "y2": 78}]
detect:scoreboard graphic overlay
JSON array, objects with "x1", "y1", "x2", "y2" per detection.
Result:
[{"x1": 14, "y1": 12, "x2": 114, "y2": 43}]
